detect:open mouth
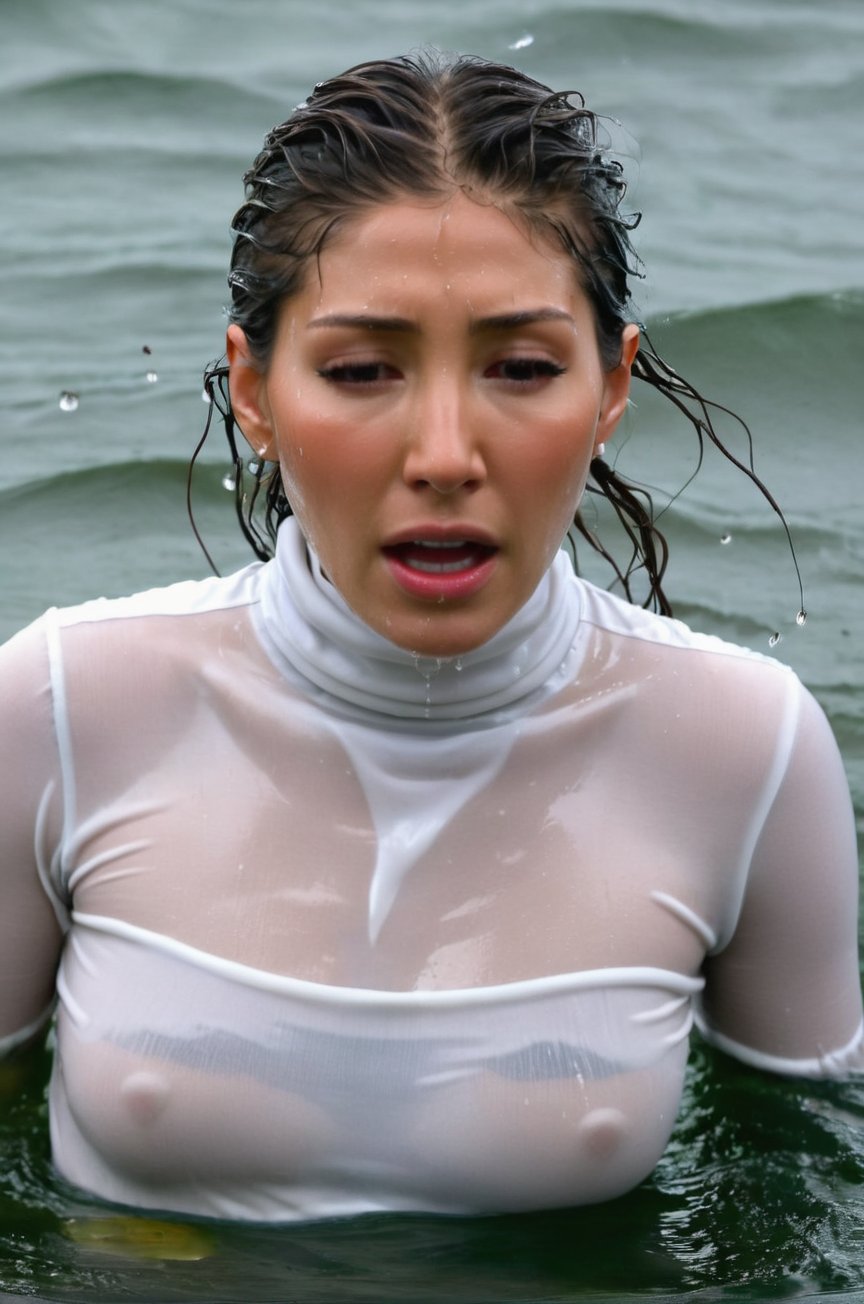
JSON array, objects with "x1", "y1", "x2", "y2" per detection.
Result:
[
  {"x1": 382, "y1": 538, "x2": 499, "y2": 599},
  {"x1": 384, "y1": 539, "x2": 497, "y2": 574}
]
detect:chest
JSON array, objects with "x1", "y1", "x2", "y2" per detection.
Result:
[{"x1": 67, "y1": 694, "x2": 736, "y2": 989}]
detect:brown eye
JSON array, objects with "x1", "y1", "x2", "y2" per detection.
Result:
[
  {"x1": 486, "y1": 359, "x2": 567, "y2": 383},
  {"x1": 318, "y1": 362, "x2": 400, "y2": 385}
]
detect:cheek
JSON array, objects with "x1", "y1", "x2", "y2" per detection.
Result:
[
  {"x1": 516, "y1": 431, "x2": 594, "y2": 558},
  {"x1": 267, "y1": 394, "x2": 332, "y2": 515},
  {"x1": 517, "y1": 426, "x2": 592, "y2": 505}
]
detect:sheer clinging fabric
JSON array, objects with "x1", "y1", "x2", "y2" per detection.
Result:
[{"x1": 0, "y1": 518, "x2": 861, "y2": 1219}]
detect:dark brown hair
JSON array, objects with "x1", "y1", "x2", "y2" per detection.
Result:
[{"x1": 196, "y1": 50, "x2": 798, "y2": 616}]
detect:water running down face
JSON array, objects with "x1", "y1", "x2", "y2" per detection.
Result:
[{"x1": 228, "y1": 193, "x2": 638, "y2": 658}]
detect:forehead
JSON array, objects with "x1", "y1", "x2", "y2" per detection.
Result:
[{"x1": 291, "y1": 192, "x2": 583, "y2": 312}]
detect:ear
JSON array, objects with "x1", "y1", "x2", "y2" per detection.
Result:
[
  {"x1": 226, "y1": 324, "x2": 277, "y2": 459},
  {"x1": 595, "y1": 323, "x2": 640, "y2": 453}
]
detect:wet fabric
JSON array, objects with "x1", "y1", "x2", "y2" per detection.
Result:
[{"x1": 1, "y1": 518, "x2": 861, "y2": 1220}]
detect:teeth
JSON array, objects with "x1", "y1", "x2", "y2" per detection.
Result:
[
  {"x1": 409, "y1": 556, "x2": 475, "y2": 573},
  {"x1": 413, "y1": 539, "x2": 468, "y2": 548}
]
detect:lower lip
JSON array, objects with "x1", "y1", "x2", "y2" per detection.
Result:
[{"x1": 383, "y1": 546, "x2": 498, "y2": 601}]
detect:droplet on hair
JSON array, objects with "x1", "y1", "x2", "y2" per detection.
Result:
[
  {"x1": 768, "y1": 632, "x2": 781, "y2": 648},
  {"x1": 201, "y1": 388, "x2": 211, "y2": 403},
  {"x1": 795, "y1": 609, "x2": 807, "y2": 627},
  {"x1": 59, "y1": 390, "x2": 79, "y2": 412},
  {"x1": 145, "y1": 370, "x2": 158, "y2": 384},
  {"x1": 720, "y1": 533, "x2": 732, "y2": 545},
  {"x1": 247, "y1": 458, "x2": 261, "y2": 475},
  {"x1": 221, "y1": 473, "x2": 236, "y2": 492},
  {"x1": 454, "y1": 657, "x2": 463, "y2": 672},
  {"x1": 508, "y1": 33, "x2": 534, "y2": 49}
]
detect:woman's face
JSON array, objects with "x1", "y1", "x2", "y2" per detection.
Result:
[{"x1": 228, "y1": 193, "x2": 638, "y2": 657}]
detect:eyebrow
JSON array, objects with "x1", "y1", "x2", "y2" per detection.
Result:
[
  {"x1": 469, "y1": 309, "x2": 575, "y2": 334},
  {"x1": 305, "y1": 309, "x2": 575, "y2": 334}
]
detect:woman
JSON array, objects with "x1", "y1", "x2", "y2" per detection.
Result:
[{"x1": 0, "y1": 52, "x2": 860, "y2": 1222}]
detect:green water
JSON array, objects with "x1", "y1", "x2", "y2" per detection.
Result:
[
  {"x1": 1, "y1": 0, "x2": 863, "y2": 1298},
  {"x1": 4, "y1": 1041, "x2": 864, "y2": 1301}
]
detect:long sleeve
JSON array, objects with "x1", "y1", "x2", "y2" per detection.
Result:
[
  {"x1": 696, "y1": 679, "x2": 863, "y2": 1076},
  {"x1": 0, "y1": 617, "x2": 68, "y2": 1055}
]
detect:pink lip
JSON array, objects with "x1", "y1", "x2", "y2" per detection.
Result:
[
  {"x1": 382, "y1": 532, "x2": 499, "y2": 601},
  {"x1": 382, "y1": 523, "x2": 499, "y2": 549}
]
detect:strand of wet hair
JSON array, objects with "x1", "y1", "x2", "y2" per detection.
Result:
[
  {"x1": 580, "y1": 463, "x2": 672, "y2": 614},
  {"x1": 191, "y1": 362, "x2": 276, "y2": 574},
  {"x1": 632, "y1": 330, "x2": 806, "y2": 618},
  {"x1": 186, "y1": 368, "x2": 224, "y2": 576}
]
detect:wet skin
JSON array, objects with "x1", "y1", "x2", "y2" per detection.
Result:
[{"x1": 228, "y1": 193, "x2": 639, "y2": 658}]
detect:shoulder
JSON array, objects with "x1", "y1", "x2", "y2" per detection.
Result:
[
  {"x1": 38, "y1": 562, "x2": 265, "y2": 674},
  {"x1": 575, "y1": 578, "x2": 782, "y2": 669},
  {"x1": 575, "y1": 577, "x2": 797, "y2": 692},
  {"x1": 48, "y1": 562, "x2": 266, "y2": 637},
  {"x1": 571, "y1": 577, "x2": 810, "y2": 760},
  {"x1": 1, "y1": 563, "x2": 268, "y2": 727}
]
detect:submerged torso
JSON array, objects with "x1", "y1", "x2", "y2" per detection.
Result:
[{"x1": 4, "y1": 520, "x2": 860, "y2": 1219}]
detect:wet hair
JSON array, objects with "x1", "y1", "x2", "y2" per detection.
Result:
[{"x1": 195, "y1": 50, "x2": 800, "y2": 617}]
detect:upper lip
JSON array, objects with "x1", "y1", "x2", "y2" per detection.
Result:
[{"x1": 381, "y1": 524, "x2": 499, "y2": 549}]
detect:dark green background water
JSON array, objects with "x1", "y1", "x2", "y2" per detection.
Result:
[{"x1": 1, "y1": 0, "x2": 863, "y2": 1299}]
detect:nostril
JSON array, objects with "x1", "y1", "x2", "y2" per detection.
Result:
[{"x1": 402, "y1": 437, "x2": 486, "y2": 495}]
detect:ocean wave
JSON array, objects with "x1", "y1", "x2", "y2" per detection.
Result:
[
  {"x1": 519, "y1": 3, "x2": 777, "y2": 56},
  {"x1": 0, "y1": 459, "x2": 250, "y2": 640},
  {"x1": 0, "y1": 65, "x2": 281, "y2": 113},
  {"x1": 646, "y1": 286, "x2": 864, "y2": 335}
]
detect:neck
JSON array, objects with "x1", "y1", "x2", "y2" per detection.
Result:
[{"x1": 256, "y1": 517, "x2": 584, "y2": 723}]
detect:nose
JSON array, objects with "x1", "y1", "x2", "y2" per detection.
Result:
[{"x1": 401, "y1": 377, "x2": 486, "y2": 495}]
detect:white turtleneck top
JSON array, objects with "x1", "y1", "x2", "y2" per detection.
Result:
[{"x1": 0, "y1": 518, "x2": 861, "y2": 1221}]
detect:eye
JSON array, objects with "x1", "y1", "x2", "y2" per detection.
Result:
[
  {"x1": 317, "y1": 361, "x2": 400, "y2": 386},
  {"x1": 485, "y1": 358, "x2": 567, "y2": 385}
]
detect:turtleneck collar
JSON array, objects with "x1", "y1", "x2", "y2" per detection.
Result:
[{"x1": 256, "y1": 517, "x2": 583, "y2": 723}]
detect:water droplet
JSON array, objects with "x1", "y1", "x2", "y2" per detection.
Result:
[
  {"x1": 221, "y1": 473, "x2": 236, "y2": 492},
  {"x1": 513, "y1": 665, "x2": 522, "y2": 678},
  {"x1": 145, "y1": 370, "x2": 158, "y2": 384},
  {"x1": 59, "y1": 390, "x2": 79, "y2": 412},
  {"x1": 508, "y1": 33, "x2": 534, "y2": 49},
  {"x1": 454, "y1": 657, "x2": 463, "y2": 672},
  {"x1": 247, "y1": 458, "x2": 261, "y2": 475},
  {"x1": 720, "y1": 533, "x2": 732, "y2": 545},
  {"x1": 768, "y1": 632, "x2": 781, "y2": 648},
  {"x1": 201, "y1": 387, "x2": 211, "y2": 403},
  {"x1": 796, "y1": 609, "x2": 807, "y2": 627}
]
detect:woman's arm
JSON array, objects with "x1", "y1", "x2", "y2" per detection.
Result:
[
  {"x1": 697, "y1": 680, "x2": 863, "y2": 1076},
  {"x1": 0, "y1": 618, "x2": 68, "y2": 1058}
]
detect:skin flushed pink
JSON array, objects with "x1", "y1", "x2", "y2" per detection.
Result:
[{"x1": 227, "y1": 193, "x2": 639, "y2": 658}]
